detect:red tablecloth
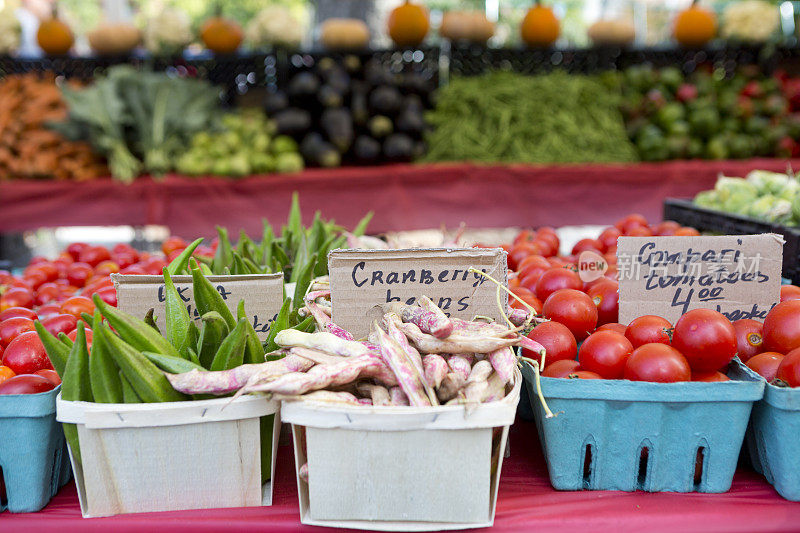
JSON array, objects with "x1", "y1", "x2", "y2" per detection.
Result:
[
  {"x1": 2, "y1": 159, "x2": 798, "y2": 236},
  {"x1": 3, "y1": 421, "x2": 798, "y2": 533}
]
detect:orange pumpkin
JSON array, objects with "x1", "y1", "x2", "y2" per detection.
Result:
[
  {"x1": 201, "y1": 15, "x2": 243, "y2": 55},
  {"x1": 673, "y1": 1, "x2": 716, "y2": 47},
  {"x1": 387, "y1": 1, "x2": 429, "y2": 47},
  {"x1": 37, "y1": 11, "x2": 73, "y2": 56},
  {"x1": 521, "y1": 2, "x2": 560, "y2": 48}
]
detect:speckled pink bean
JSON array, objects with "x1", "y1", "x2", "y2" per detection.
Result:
[
  {"x1": 376, "y1": 326, "x2": 431, "y2": 407},
  {"x1": 401, "y1": 299, "x2": 453, "y2": 339},
  {"x1": 243, "y1": 354, "x2": 374, "y2": 395},
  {"x1": 488, "y1": 347, "x2": 517, "y2": 384},
  {"x1": 305, "y1": 302, "x2": 355, "y2": 340},
  {"x1": 390, "y1": 387, "x2": 410, "y2": 405},
  {"x1": 422, "y1": 354, "x2": 448, "y2": 389},
  {"x1": 515, "y1": 336, "x2": 546, "y2": 357},
  {"x1": 304, "y1": 289, "x2": 331, "y2": 302},
  {"x1": 299, "y1": 463, "x2": 309, "y2": 482},
  {"x1": 508, "y1": 308, "x2": 530, "y2": 327},
  {"x1": 447, "y1": 354, "x2": 472, "y2": 382}
]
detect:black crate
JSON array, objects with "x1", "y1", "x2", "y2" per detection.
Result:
[{"x1": 664, "y1": 198, "x2": 800, "y2": 284}]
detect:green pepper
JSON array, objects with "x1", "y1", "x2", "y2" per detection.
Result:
[
  {"x1": 210, "y1": 318, "x2": 248, "y2": 371},
  {"x1": 89, "y1": 325, "x2": 123, "y2": 403},
  {"x1": 238, "y1": 300, "x2": 265, "y2": 365},
  {"x1": 162, "y1": 267, "x2": 192, "y2": 359},
  {"x1": 61, "y1": 323, "x2": 93, "y2": 465},
  {"x1": 190, "y1": 258, "x2": 237, "y2": 330}
]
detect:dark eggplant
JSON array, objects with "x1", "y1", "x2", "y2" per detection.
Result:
[
  {"x1": 343, "y1": 54, "x2": 362, "y2": 74},
  {"x1": 396, "y1": 107, "x2": 426, "y2": 135},
  {"x1": 364, "y1": 58, "x2": 395, "y2": 86},
  {"x1": 321, "y1": 108, "x2": 354, "y2": 153},
  {"x1": 325, "y1": 70, "x2": 351, "y2": 95},
  {"x1": 383, "y1": 133, "x2": 414, "y2": 161},
  {"x1": 287, "y1": 72, "x2": 320, "y2": 99},
  {"x1": 369, "y1": 86, "x2": 403, "y2": 115},
  {"x1": 264, "y1": 90, "x2": 289, "y2": 115},
  {"x1": 354, "y1": 135, "x2": 381, "y2": 162},
  {"x1": 273, "y1": 108, "x2": 312, "y2": 136},
  {"x1": 301, "y1": 133, "x2": 341, "y2": 168},
  {"x1": 368, "y1": 115, "x2": 394, "y2": 138},
  {"x1": 351, "y1": 83, "x2": 369, "y2": 126},
  {"x1": 318, "y1": 84, "x2": 343, "y2": 107},
  {"x1": 412, "y1": 141, "x2": 427, "y2": 160}
]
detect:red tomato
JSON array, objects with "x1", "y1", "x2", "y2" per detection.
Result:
[
  {"x1": 112, "y1": 252, "x2": 137, "y2": 270},
  {"x1": 597, "y1": 227, "x2": 621, "y2": 251},
  {"x1": 541, "y1": 359, "x2": 580, "y2": 378},
  {"x1": 95, "y1": 286, "x2": 118, "y2": 307},
  {"x1": 79, "y1": 246, "x2": 111, "y2": 267},
  {"x1": 518, "y1": 255, "x2": 550, "y2": 273},
  {"x1": 162, "y1": 236, "x2": 188, "y2": 257},
  {"x1": 525, "y1": 321, "x2": 578, "y2": 366},
  {"x1": 82, "y1": 276, "x2": 114, "y2": 297},
  {"x1": 692, "y1": 371, "x2": 730, "y2": 382},
  {"x1": 141, "y1": 258, "x2": 168, "y2": 276},
  {"x1": 566, "y1": 370, "x2": 602, "y2": 379},
  {"x1": 578, "y1": 330, "x2": 633, "y2": 379},
  {"x1": 763, "y1": 300, "x2": 800, "y2": 354},
  {"x1": 672, "y1": 309, "x2": 737, "y2": 372},
  {"x1": 34, "y1": 282, "x2": 61, "y2": 306},
  {"x1": 25, "y1": 263, "x2": 58, "y2": 283},
  {"x1": 534, "y1": 232, "x2": 560, "y2": 257},
  {"x1": 0, "y1": 317, "x2": 35, "y2": 347},
  {"x1": 6, "y1": 278, "x2": 33, "y2": 290},
  {"x1": 625, "y1": 226, "x2": 653, "y2": 237},
  {"x1": 0, "y1": 287, "x2": 34, "y2": 310},
  {"x1": 36, "y1": 302, "x2": 62, "y2": 319},
  {"x1": 615, "y1": 214, "x2": 648, "y2": 232},
  {"x1": 674, "y1": 227, "x2": 701, "y2": 236},
  {"x1": 780, "y1": 285, "x2": 800, "y2": 302},
  {"x1": 513, "y1": 229, "x2": 537, "y2": 246},
  {"x1": 597, "y1": 322, "x2": 627, "y2": 335},
  {"x1": 0, "y1": 307, "x2": 37, "y2": 322},
  {"x1": 587, "y1": 280, "x2": 619, "y2": 326},
  {"x1": 2, "y1": 331, "x2": 51, "y2": 375},
  {"x1": 0, "y1": 365, "x2": 15, "y2": 384},
  {"x1": 67, "y1": 327, "x2": 93, "y2": 351},
  {"x1": 23, "y1": 270, "x2": 48, "y2": 290},
  {"x1": 746, "y1": 352, "x2": 785, "y2": 382},
  {"x1": 66, "y1": 262, "x2": 94, "y2": 288},
  {"x1": 34, "y1": 369, "x2": 62, "y2": 386},
  {"x1": 571, "y1": 238, "x2": 603, "y2": 256},
  {"x1": 776, "y1": 348, "x2": 800, "y2": 387},
  {"x1": 508, "y1": 243, "x2": 542, "y2": 271},
  {"x1": 535, "y1": 268, "x2": 582, "y2": 302},
  {"x1": 625, "y1": 315, "x2": 673, "y2": 348},
  {"x1": 653, "y1": 220, "x2": 681, "y2": 236},
  {"x1": 0, "y1": 374, "x2": 55, "y2": 394},
  {"x1": 195, "y1": 245, "x2": 215, "y2": 258},
  {"x1": 41, "y1": 314, "x2": 78, "y2": 337},
  {"x1": 520, "y1": 271, "x2": 547, "y2": 292},
  {"x1": 120, "y1": 264, "x2": 147, "y2": 275},
  {"x1": 94, "y1": 260, "x2": 120, "y2": 277},
  {"x1": 624, "y1": 343, "x2": 691, "y2": 383},
  {"x1": 112, "y1": 243, "x2": 139, "y2": 261},
  {"x1": 66, "y1": 242, "x2": 89, "y2": 261},
  {"x1": 59, "y1": 296, "x2": 95, "y2": 319},
  {"x1": 543, "y1": 289, "x2": 598, "y2": 340},
  {"x1": 732, "y1": 319, "x2": 764, "y2": 363}
]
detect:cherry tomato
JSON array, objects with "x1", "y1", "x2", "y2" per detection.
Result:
[
  {"x1": 732, "y1": 319, "x2": 764, "y2": 363},
  {"x1": 542, "y1": 289, "x2": 598, "y2": 340},
  {"x1": 513, "y1": 229, "x2": 536, "y2": 246},
  {"x1": 653, "y1": 221, "x2": 681, "y2": 236},
  {"x1": 59, "y1": 296, "x2": 95, "y2": 319},
  {"x1": 520, "y1": 270, "x2": 547, "y2": 292},
  {"x1": 692, "y1": 371, "x2": 730, "y2": 382},
  {"x1": 34, "y1": 369, "x2": 62, "y2": 386},
  {"x1": 0, "y1": 374, "x2": 55, "y2": 394},
  {"x1": 41, "y1": 314, "x2": 78, "y2": 337},
  {"x1": 79, "y1": 246, "x2": 111, "y2": 267},
  {"x1": 625, "y1": 315, "x2": 673, "y2": 349},
  {"x1": 571, "y1": 238, "x2": 603, "y2": 256},
  {"x1": 141, "y1": 257, "x2": 167, "y2": 276},
  {"x1": 578, "y1": 330, "x2": 633, "y2": 379},
  {"x1": 746, "y1": 352, "x2": 785, "y2": 382},
  {"x1": 66, "y1": 262, "x2": 94, "y2": 288},
  {"x1": 763, "y1": 300, "x2": 800, "y2": 354},
  {"x1": 525, "y1": 321, "x2": 578, "y2": 366},
  {"x1": 0, "y1": 317, "x2": 35, "y2": 347},
  {"x1": 23, "y1": 270, "x2": 48, "y2": 290},
  {"x1": 0, "y1": 307, "x2": 37, "y2": 322},
  {"x1": 195, "y1": 245, "x2": 215, "y2": 258},
  {"x1": 112, "y1": 243, "x2": 137, "y2": 256},
  {"x1": 587, "y1": 280, "x2": 619, "y2": 326},
  {"x1": 597, "y1": 227, "x2": 621, "y2": 251},
  {"x1": 518, "y1": 255, "x2": 551, "y2": 273},
  {"x1": 112, "y1": 252, "x2": 138, "y2": 270},
  {"x1": 625, "y1": 226, "x2": 653, "y2": 237},
  {"x1": 780, "y1": 285, "x2": 800, "y2": 302},
  {"x1": 34, "y1": 282, "x2": 61, "y2": 306},
  {"x1": 25, "y1": 263, "x2": 58, "y2": 283},
  {"x1": 508, "y1": 243, "x2": 542, "y2": 271},
  {"x1": 615, "y1": 214, "x2": 648, "y2": 233},
  {"x1": 672, "y1": 309, "x2": 737, "y2": 372},
  {"x1": 67, "y1": 327, "x2": 93, "y2": 351},
  {"x1": 535, "y1": 268, "x2": 582, "y2": 302},
  {"x1": 0, "y1": 365, "x2": 15, "y2": 384},
  {"x1": 0, "y1": 287, "x2": 34, "y2": 310},
  {"x1": 66, "y1": 242, "x2": 89, "y2": 261},
  {"x1": 162, "y1": 237, "x2": 188, "y2": 257},
  {"x1": 597, "y1": 322, "x2": 627, "y2": 335},
  {"x1": 776, "y1": 348, "x2": 800, "y2": 387},
  {"x1": 533, "y1": 233, "x2": 560, "y2": 257},
  {"x1": 120, "y1": 264, "x2": 147, "y2": 275},
  {"x1": 36, "y1": 303, "x2": 62, "y2": 319},
  {"x1": 674, "y1": 227, "x2": 701, "y2": 236},
  {"x1": 82, "y1": 276, "x2": 114, "y2": 297},
  {"x1": 541, "y1": 359, "x2": 580, "y2": 378},
  {"x1": 95, "y1": 286, "x2": 118, "y2": 307},
  {"x1": 566, "y1": 371, "x2": 602, "y2": 380},
  {"x1": 2, "y1": 331, "x2": 51, "y2": 375},
  {"x1": 94, "y1": 260, "x2": 120, "y2": 277},
  {"x1": 624, "y1": 343, "x2": 691, "y2": 383}
]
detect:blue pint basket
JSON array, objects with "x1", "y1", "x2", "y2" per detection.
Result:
[
  {"x1": 522, "y1": 360, "x2": 764, "y2": 493},
  {"x1": 741, "y1": 361, "x2": 800, "y2": 501},
  {"x1": 0, "y1": 386, "x2": 71, "y2": 513}
]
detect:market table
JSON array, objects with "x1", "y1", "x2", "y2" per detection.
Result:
[
  {"x1": 2, "y1": 159, "x2": 798, "y2": 237},
  {"x1": 3, "y1": 418, "x2": 798, "y2": 533}
]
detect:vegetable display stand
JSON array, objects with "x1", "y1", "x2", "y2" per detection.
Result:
[
  {"x1": 522, "y1": 361, "x2": 764, "y2": 493},
  {"x1": 742, "y1": 363, "x2": 800, "y2": 501},
  {"x1": 0, "y1": 386, "x2": 71, "y2": 513},
  {"x1": 56, "y1": 393, "x2": 280, "y2": 518},
  {"x1": 281, "y1": 368, "x2": 521, "y2": 531}
]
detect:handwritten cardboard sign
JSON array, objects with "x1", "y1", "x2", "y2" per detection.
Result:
[
  {"x1": 112, "y1": 273, "x2": 285, "y2": 340},
  {"x1": 617, "y1": 234, "x2": 783, "y2": 324},
  {"x1": 328, "y1": 248, "x2": 508, "y2": 339}
]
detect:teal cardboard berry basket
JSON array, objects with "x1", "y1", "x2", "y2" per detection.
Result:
[
  {"x1": 0, "y1": 385, "x2": 71, "y2": 513},
  {"x1": 522, "y1": 360, "x2": 764, "y2": 493}
]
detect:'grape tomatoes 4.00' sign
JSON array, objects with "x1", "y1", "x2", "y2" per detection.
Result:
[
  {"x1": 328, "y1": 248, "x2": 507, "y2": 339},
  {"x1": 617, "y1": 234, "x2": 783, "y2": 324}
]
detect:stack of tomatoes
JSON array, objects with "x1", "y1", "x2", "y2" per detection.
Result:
[
  {"x1": 740, "y1": 297, "x2": 800, "y2": 387},
  {"x1": 0, "y1": 238, "x2": 214, "y2": 395}
]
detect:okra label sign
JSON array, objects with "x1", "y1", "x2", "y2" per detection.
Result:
[
  {"x1": 112, "y1": 273, "x2": 284, "y2": 340},
  {"x1": 328, "y1": 248, "x2": 508, "y2": 339},
  {"x1": 617, "y1": 234, "x2": 783, "y2": 325}
]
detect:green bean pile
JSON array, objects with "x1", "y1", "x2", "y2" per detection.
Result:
[{"x1": 422, "y1": 70, "x2": 638, "y2": 164}]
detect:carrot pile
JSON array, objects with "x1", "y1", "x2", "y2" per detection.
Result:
[{"x1": 0, "y1": 73, "x2": 107, "y2": 181}]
